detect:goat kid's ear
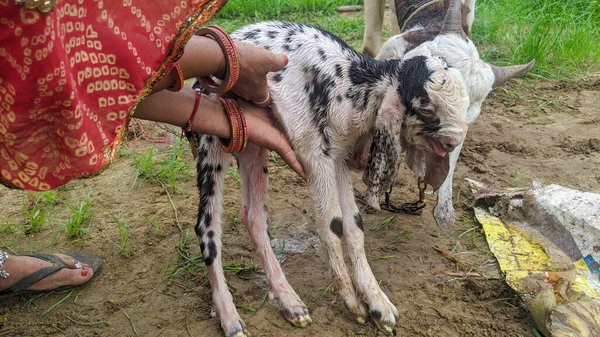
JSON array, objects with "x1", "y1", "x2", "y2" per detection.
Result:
[{"x1": 361, "y1": 89, "x2": 406, "y2": 209}]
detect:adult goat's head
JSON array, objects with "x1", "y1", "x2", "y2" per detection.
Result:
[{"x1": 376, "y1": 0, "x2": 535, "y2": 122}]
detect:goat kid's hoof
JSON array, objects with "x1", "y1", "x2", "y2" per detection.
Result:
[
  {"x1": 219, "y1": 312, "x2": 248, "y2": 337},
  {"x1": 283, "y1": 307, "x2": 313, "y2": 327},
  {"x1": 367, "y1": 294, "x2": 399, "y2": 335},
  {"x1": 371, "y1": 308, "x2": 398, "y2": 336},
  {"x1": 343, "y1": 294, "x2": 369, "y2": 324}
]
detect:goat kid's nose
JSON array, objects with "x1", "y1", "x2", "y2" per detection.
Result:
[{"x1": 439, "y1": 135, "x2": 462, "y2": 153}]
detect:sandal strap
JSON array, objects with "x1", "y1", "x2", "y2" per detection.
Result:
[{"x1": 0, "y1": 254, "x2": 66, "y2": 295}]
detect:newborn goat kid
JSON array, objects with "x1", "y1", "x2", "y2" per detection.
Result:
[{"x1": 192, "y1": 21, "x2": 468, "y2": 337}]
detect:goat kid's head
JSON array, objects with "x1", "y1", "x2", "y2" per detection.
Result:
[
  {"x1": 377, "y1": 0, "x2": 534, "y2": 123},
  {"x1": 370, "y1": 54, "x2": 468, "y2": 190}
]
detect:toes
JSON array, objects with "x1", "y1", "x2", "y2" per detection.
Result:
[{"x1": 54, "y1": 254, "x2": 90, "y2": 270}]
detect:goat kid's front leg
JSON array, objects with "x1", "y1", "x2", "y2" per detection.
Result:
[
  {"x1": 433, "y1": 141, "x2": 463, "y2": 228},
  {"x1": 338, "y1": 165, "x2": 398, "y2": 335},
  {"x1": 195, "y1": 136, "x2": 246, "y2": 337},
  {"x1": 305, "y1": 157, "x2": 369, "y2": 324},
  {"x1": 235, "y1": 145, "x2": 312, "y2": 328}
]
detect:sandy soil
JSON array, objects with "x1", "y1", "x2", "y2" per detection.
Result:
[{"x1": 1, "y1": 74, "x2": 599, "y2": 337}]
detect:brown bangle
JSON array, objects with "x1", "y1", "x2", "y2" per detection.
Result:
[
  {"x1": 180, "y1": 89, "x2": 202, "y2": 141},
  {"x1": 167, "y1": 63, "x2": 185, "y2": 92},
  {"x1": 196, "y1": 26, "x2": 240, "y2": 94},
  {"x1": 218, "y1": 98, "x2": 247, "y2": 153}
]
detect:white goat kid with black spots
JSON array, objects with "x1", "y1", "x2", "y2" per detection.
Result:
[
  {"x1": 192, "y1": 21, "x2": 468, "y2": 337},
  {"x1": 358, "y1": 0, "x2": 535, "y2": 227}
]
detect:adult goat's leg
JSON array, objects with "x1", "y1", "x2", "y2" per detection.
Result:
[
  {"x1": 235, "y1": 145, "x2": 312, "y2": 327},
  {"x1": 387, "y1": 0, "x2": 400, "y2": 35},
  {"x1": 337, "y1": 165, "x2": 398, "y2": 335},
  {"x1": 304, "y1": 157, "x2": 368, "y2": 324},
  {"x1": 195, "y1": 135, "x2": 245, "y2": 337},
  {"x1": 362, "y1": 0, "x2": 386, "y2": 57}
]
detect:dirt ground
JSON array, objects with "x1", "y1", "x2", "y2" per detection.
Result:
[{"x1": 1, "y1": 72, "x2": 599, "y2": 336}]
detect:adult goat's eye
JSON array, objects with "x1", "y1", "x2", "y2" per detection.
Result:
[{"x1": 438, "y1": 56, "x2": 448, "y2": 69}]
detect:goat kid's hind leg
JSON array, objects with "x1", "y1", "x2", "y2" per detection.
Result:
[
  {"x1": 235, "y1": 145, "x2": 312, "y2": 328},
  {"x1": 337, "y1": 165, "x2": 398, "y2": 335},
  {"x1": 195, "y1": 135, "x2": 246, "y2": 337},
  {"x1": 304, "y1": 157, "x2": 368, "y2": 324}
]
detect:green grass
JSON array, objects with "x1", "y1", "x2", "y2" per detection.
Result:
[
  {"x1": 112, "y1": 215, "x2": 132, "y2": 257},
  {"x1": 23, "y1": 198, "x2": 45, "y2": 234},
  {"x1": 212, "y1": 0, "x2": 365, "y2": 49},
  {"x1": 216, "y1": 0, "x2": 361, "y2": 20},
  {"x1": 64, "y1": 193, "x2": 93, "y2": 239},
  {"x1": 213, "y1": 0, "x2": 599, "y2": 77},
  {"x1": 473, "y1": 0, "x2": 600, "y2": 77},
  {"x1": 131, "y1": 141, "x2": 193, "y2": 194}
]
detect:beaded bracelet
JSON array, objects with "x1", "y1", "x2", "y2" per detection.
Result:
[
  {"x1": 218, "y1": 98, "x2": 247, "y2": 153},
  {"x1": 196, "y1": 26, "x2": 240, "y2": 94}
]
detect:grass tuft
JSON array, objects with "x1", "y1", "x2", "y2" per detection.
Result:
[
  {"x1": 112, "y1": 215, "x2": 132, "y2": 257},
  {"x1": 64, "y1": 192, "x2": 93, "y2": 239},
  {"x1": 473, "y1": 0, "x2": 600, "y2": 77},
  {"x1": 131, "y1": 141, "x2": 193, "y2": 194},
  {"x1": 23, "y1": 199, "x2": 45, "y2": 234}
]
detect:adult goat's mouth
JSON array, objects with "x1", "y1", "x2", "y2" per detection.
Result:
[{"x1": 426, "y1": 137, "x2": 447, "y2": 157}]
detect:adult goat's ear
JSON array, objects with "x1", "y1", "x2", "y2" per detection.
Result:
[{"x1": 361, "y1": 88, "x2": 405, "y2": 210}]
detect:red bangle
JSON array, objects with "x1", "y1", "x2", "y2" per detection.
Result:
[
  {"x1": 167, "y1": 63, "x2": 185, "y2": 92},
  {"x1": 218, "y1": 98, "x2": 247, "y2": 153},
  {"x1": 180, "y1": 89, "x2": 201, "y2": 141},
  {"x1": 196, "y1": 26, "x2": 240, "y2": 94}
]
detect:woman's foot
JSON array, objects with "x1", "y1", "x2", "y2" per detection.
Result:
[{"x1": 0, "y1": 253, "x2": 94, "y2": 293}]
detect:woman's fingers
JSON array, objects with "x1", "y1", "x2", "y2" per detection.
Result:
[
  {"x1": 273, "y1": 137, "x2": 306, "y2": 181},
  {"x1": 252, "y1": 91, "x2": 271, "y2": 107},
  {"x1": 233, "y1": 41, "x2": 289, "y2": 104}
]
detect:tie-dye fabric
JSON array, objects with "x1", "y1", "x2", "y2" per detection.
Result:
[{"x1": 0, "y1": 0, "x2": 226, "y2": 190}]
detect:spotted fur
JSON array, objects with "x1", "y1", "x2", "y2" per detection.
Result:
[{"x1": 192, "y1": 21, "x2": 468, "y2": 337}]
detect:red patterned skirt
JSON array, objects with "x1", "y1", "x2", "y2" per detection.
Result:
[{"x1": 0, "y1": 0, "x2": 225, "y2": 191}]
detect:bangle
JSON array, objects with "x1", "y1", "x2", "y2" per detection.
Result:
[
  {"x1": 196, "y1": 26, "x2": 240, "y2": 94},
  {"x1": 0, "y1": 250, "x2": 9, "y2": 279},
  {"x1": 180, "y1": 89, "x2": 202, "y2": 141},
  {"x1": 218, "y1": 98, "x2": 247, "y2": 153},
  {"x1": 167, "y1": 63, "x2": 185, "y2": 92}
]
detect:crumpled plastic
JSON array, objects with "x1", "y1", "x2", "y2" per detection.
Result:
[{"x1": 468, "y1": 179, "x2": 600, "y2": 337}]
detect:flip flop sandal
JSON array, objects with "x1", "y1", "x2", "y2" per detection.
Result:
[{"x1": 0, "y1": 252, "x2": 102, "y2": 299}]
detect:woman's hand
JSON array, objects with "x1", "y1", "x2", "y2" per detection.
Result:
[
  {"x1": 231, "y1": 42, "x2": 287, "y2": 107},
  {"x1": 238, "y1": 99, "x2": 305, "y2": 180}
]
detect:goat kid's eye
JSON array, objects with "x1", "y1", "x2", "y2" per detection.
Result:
[{"x1": 418, "y1": 107, "x2": 435, "y2": 116}]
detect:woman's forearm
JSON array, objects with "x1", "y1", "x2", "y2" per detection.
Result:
[
  {"x1": 134, "y1": 85, "x2": 230, "y2": 139},
  {"x1": 153, "y1": 35, "x2": 226, "y2": 92}
]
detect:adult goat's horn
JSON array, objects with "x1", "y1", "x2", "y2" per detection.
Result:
[
  {"x1": 440, "y1": 0, "x2": 465, "y2": 38},
  {"x1": 490, "y1": 60, "x2": 536, "y2": 88}
]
